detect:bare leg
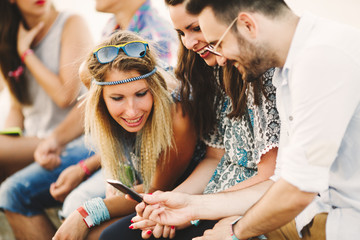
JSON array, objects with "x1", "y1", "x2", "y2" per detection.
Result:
[
  {"x1": 0, "y1": 135, "x2": 40, "y2": 182},
  {"x1": 5, "y1": 211, "x2": 56, "y2": 240}
]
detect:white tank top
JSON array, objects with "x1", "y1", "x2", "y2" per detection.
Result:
[{"x1": 22, "y1": 12, "x2": 86, "y2": 138}]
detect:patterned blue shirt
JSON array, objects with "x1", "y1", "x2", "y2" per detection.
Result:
[
  {"x1": 101, "y1": 0, "x2": 178, "y2": 67},
  {"x1": 202, "y1": 69, "x2": 280, "y2": 194}
]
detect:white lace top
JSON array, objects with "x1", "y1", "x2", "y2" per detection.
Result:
[{"x1": 202, "y1": 68, "x2": 280, "y2": 194}]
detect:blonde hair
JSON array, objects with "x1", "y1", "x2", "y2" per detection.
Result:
[{"x1": 84, "y1": 31, "x2": 173, "y2": 192}]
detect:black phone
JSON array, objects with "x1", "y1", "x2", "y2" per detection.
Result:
[{"x1": 106, "y1": 179, "x2": 143, "y2": 203}]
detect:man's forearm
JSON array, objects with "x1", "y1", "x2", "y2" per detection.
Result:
[
  {"x1": 194, "y1": 180, "x2": 274, "y2": 220},
  {"x1": 234, "y1": 179, "x2": 316, "y2": 239}
]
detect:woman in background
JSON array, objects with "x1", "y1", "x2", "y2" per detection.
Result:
[
  {"x1": 0, "y1": 0, "x2": 92, "y2": 180},
  {"x1": 0, "y1": 0, "x2": 93, "y2": 239}
]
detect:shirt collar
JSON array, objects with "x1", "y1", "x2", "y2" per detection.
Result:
[
  {"x1": 272, "y1": 67, "x2": 285, "y2": 88},
  {"x1": 276, "y1": 11, "x2": 318, "y2": 86}
]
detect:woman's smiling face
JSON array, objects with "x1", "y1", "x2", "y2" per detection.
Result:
[
  {"x1": 102, "y1": 69, "x2": 154, "y2": 133},
  {"x1": 169, "y1": 3, "x2": 218, "y2": 66}
]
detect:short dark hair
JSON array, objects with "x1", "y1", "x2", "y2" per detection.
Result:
[{"x1": 186, "y1": 0, "x2": 290, "y2": 25}]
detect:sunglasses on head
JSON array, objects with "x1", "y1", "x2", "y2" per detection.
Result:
[{"x1": 93, "y1": 41, "x2": 149, "y2": 64}]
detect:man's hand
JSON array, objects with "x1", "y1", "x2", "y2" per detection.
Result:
[
  {"x1": 193, "y1": 216, "x2": 241, "y2": 240},
  {"x1": 136, "y1": 191, "x2": 197, "y2": 227},
  {"x1": 50, "y1": 164, "x2": 86, "y2": 202},
  {"x1": 52, "y1": 210, "x2": 89, "y2": 240},
  {"x1": 34, "y1": 136, "x2": 62, "y2": 170}
]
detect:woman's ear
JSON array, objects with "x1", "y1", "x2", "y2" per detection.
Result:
[{"x1": 236, "y1": 12, "x2": 258, "y2": 39}]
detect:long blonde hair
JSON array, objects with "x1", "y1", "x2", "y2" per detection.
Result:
[{"x1": 84, "y1": 31, "x2": 173, "y2": 192}]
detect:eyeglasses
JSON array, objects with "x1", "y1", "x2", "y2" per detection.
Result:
[
  {"x1": 209, "y1": 17, "x2": 238, "y2": 57},
  {"x1": 93, "y1": 41, "x2": 149, "y2": 64},
  {"x1": 204, "y1": 45, "x2": 222, "y2": 57}
]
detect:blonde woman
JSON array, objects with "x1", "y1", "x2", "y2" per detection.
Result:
[{"x1": 53, "y1": 31, "x2": 202, "y2": 240}]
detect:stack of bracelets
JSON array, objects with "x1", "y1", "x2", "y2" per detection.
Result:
[{"x1": 77, "y1": 197, "x2": 110, "y2": 228}]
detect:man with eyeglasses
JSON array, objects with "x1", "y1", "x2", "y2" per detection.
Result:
[{"x1": 135, "y1": 0, "x2": 360, "y2": 239}]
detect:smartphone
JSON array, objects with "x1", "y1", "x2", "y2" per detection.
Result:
[
  {"x1": 106, "y1": 179, "x2": 143, "y2": 203},
  {"x1": 0, "y1": 127, "x2": 22, "y2": 136}
]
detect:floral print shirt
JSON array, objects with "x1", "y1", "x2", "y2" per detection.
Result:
[
  {"x1": 202, "y1": 68, "x2": 280, "y2": 194},
  {"x1": 101, "y1": 0, "x2": 178, "y2": 67}
]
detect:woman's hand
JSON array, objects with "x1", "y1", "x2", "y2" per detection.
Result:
[
  {"x1": 17, "y1": 21, "x2": 44, "y2": 56},
  {"x1": 50, "y1": 164, "x2": 86, "y2": 202},
  {"x1": 34, "y1": 136, "x2": 62, "y2": 170},
  {"x1": 135, "y1": 191, "x2": 196, "y2": 227},
  {"x1": 145, "y1": 223, "x2": 176, "y2": 239},
  {"x1": 130, "y1": 214, "x2": 177, "y2": 239},
  {"x1": 52, "y1": 210, "x2": 89, "y2": 240}
]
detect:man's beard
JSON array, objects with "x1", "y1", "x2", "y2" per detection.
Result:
[{"x1": 236, "y1": 33, "x2": 277, "y2": 83}]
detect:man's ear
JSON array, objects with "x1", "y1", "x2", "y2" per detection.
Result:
[{"x1": 236, "y1": 12, "x2": 258, "y2": 39}]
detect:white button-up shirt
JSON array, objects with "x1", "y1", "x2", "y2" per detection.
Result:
[{"x1": 272, "y1": 12, "x2": 360, "y2": 239}]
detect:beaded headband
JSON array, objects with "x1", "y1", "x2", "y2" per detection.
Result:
[{"x1": 92, "y1": 67, "x2": 157, "y2": 86}]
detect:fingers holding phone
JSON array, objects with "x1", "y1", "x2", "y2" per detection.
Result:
[{"x1": 106, "y1": 179, "x2": 143, "y2": 203}]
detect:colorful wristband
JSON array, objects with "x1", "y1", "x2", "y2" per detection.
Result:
[
  {"x1": 21, "y1": 49, "x2": 34, "y2": 63},
  {"x1": 77, "y1": 206, "x2": 94, "y2": 229},
  {"x1": 79, "y1": 160, "x2": 91, "y2": 178},
  {"x1": 83, "y1": 197, "x2": 110, "y2": 226}
]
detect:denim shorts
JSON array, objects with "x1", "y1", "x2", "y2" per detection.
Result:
[{"x1": 0, "y1": 136, "x2": 94, "y2": 216}]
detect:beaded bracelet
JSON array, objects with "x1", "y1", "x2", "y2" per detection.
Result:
[
  {"x1": 83, "y1": 197, "x2": 110, "y2": 227},
  {"x1": 21, "y1": 49, "x2": 34, "y2": 63}
]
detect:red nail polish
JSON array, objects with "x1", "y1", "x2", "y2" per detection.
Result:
[
  {"x1": 171, "y1": 226, "x2": 175, "y2": 229},
  {"x1": 149, "y1": 193, "x2": 153, "y2": 195},
  {"x1": 129, "y1": 225, "x2": 134, "y2": 229},
  {"x1": 130, "y1": 220, "x2": 134, "y2": 223},
  {"x1": 147, "y1": 230, "x2": 152, "y2": 235}
]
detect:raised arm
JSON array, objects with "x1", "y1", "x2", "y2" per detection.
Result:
[{"x1": 21, "y1": 15, "x2": 93, "y2": 108}]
